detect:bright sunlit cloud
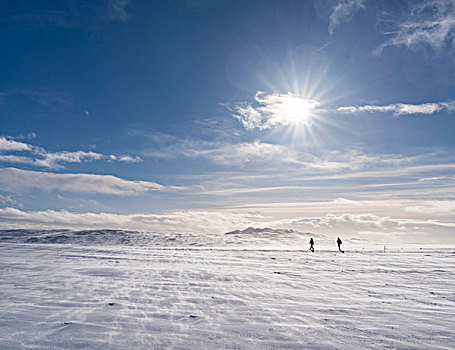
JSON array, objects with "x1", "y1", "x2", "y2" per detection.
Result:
[{"x1": 232, "y1": 92, "x2": 321, "y2": 130}]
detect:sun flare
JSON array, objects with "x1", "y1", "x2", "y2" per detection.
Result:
[
  {"x1": 272, "y1": 94, "x2": 320, "y2": 125},
  {"x1": 234, "y1": 91, "x2": 322, "y2": 131}
]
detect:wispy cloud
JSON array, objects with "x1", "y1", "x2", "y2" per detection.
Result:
[
  {"x1": 34, "y1": 150, "x2": 105, "y2": 168},
  {"x1": 329, "y1": 0, "x2": 365, "y2": 34},
  {"x1": 375, "y1": 0, "x2": 455, "y2": 55},
  {"x1": 0, "y1": 88, "x2": 73, "y2": 114},
  {"x1": 405, "y1": 200, "x2": 455, "y2": 214},
  {"x1": 142, "y1": 137, "x2": 304, "y2": 167},
  {"x1": 232, "y1": 92, "x2": 321, "y2": 130},
  {"x1": 0, "y1": 136, "x2": 142, "y2": 169},
  {"x1": 337, "y1": 100, "x2": 455, "y2": 116},
  {"x1": 183, "y1": 140, "x2": 302, "y2": 167},
  {"x1": 109, "y1": 154, "x2": 143, "y2": 163},
  {"x1": 107, "y1": 0, "x2": 131, "y2": 22},
  {"x1": 143, "y1": 131, "x2": 452, "y2": 175},
  {"x1": 0, "y1": 194, "x2": 15, "y2": 205},
  {"x1": 0, "y1": 168, "x2": 169, "y2": 196}
]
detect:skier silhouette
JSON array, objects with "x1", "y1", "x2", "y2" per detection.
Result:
[
  {"x1": 309, "y1": 238, "x2": 314, "y2": 252},
  {"x1": 337, "y1": 237, "x2": 343, "y2": 252}
]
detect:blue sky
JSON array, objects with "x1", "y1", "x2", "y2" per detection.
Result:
[{"x1": 1, "y1": 0, "x2": 454, "y2": 243}]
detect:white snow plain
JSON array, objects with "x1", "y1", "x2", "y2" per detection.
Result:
[{"x1": 0, "y1": 229, "x2": 454, "y2": 349}]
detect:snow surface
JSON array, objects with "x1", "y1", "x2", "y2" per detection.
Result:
[{"x1": 0, "y1": 229, "x2": 454, "y2": 349}]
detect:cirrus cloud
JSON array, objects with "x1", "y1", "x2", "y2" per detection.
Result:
[
  {"x1": 337, "y1": 100, "x2": 455, "y2": 116},
  {"x1": 0, "y1": 167, "x2": 170, "y2": 196},
  {"x1": 329, "y1": 0, "x2": 366, "y2": 35},
  {"x1": 375, "y1": 0, "x2": 455, "y2": 55}
]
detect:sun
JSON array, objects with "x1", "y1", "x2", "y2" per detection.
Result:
[
  {"x1": 254, "y1": 92, "x2": 320, "y2": 128},
  {"x1": 276, "y1": 94, "x2": 320, "y2": 125}
]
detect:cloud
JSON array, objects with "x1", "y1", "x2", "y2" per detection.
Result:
[
  {"x1": 337, "y1": 101, "x2": 455, "y2": 116},
  {"x1": 0, "y1": 194, "x2": 15, "y2": 205},
  {"x1": 405, "y1": 200, "x2": 455, "y2": 214},
  {"x1": 0, "y1": 150, "x2": 105, "y2": 169},
  {"x1": 34, "y1": 150, "x2": 104, "y2": 169},
  {"x1": 0, "y1": 168, "x2": 168, "y2": 196},
  {"x1": 144, "y1": 133, "x2": 451, "y2": 175},
  {"x1": 0, "y1": 136, "x2": 142, "y2": 169},
  {"x1": 235, "y1": 91, "x2": 455, "y2": 120},
  {"x1": 183, "y1": 140, "x2": 302, "y2": 167},
  {"x1": 109, "y1": 154, "x2": 143, "y2": 163},
  {"x1": 375, "y1": 0, "x2": 455, "y2": 54},
  {"x1": 329, "y1": 0, "x2": 365, "y2": 34},
  {"x1": 0, "y1": 155, "x2": 37, "y2": 166},
  {"x1": 232, "y1": 92, "x2": 321, "y2": 130},
  {"x1": 107, "y1": 0, "x2": 131, "y2": 22},
  {"x1": 0, "y1": 137, "x2": 33, "y2": 152},
  {"x1": 15, "y1": 132, "x2": 37, "y2": 140},
  {"x1": 274, "y1": 213, "x2": 455, "y2": 236},
  {"x1": 0, "y1": 207, "x2": 260, "y2": 234},
  {"x1": 143, "y1": 137, "x2": 306, "y2": 167},
  {"x1": 0, "y1": 207, "x2": 453, "y2": 243}
]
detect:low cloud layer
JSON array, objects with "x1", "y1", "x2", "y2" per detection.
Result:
[{"x1": 0, "y1": 207, "x2": 260, "y2": 234}]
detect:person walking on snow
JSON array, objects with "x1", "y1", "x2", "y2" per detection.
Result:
[
  {"x1": 337, "y1": 237, "x2": 342, "y2": 251},
  {"x1": 309, "y1": 238, "x2": 314, "y2": 252}
]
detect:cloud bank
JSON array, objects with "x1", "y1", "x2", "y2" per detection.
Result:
[
  {"x1": 0, "y1": 207, "x2": 260, "y2": 234},
  {"x1": 0, "y1": 207, "x2": 453, "y2": 243}
]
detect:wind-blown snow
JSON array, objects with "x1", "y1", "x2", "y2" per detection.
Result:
[
  {"x1": 0, "y1": 229, "x2": 454, "y2": 349},
  {"x1": 0, "y1": 227, "x2": 328, "y2": 249}
]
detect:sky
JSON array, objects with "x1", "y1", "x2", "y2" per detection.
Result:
[{"x1": 0, "y1": 0, "x2": 454, "y2": 243}]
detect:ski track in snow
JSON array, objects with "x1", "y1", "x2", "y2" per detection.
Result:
[{"x1": 0, "y1": 243, "x2": 454, "y2": 349}]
